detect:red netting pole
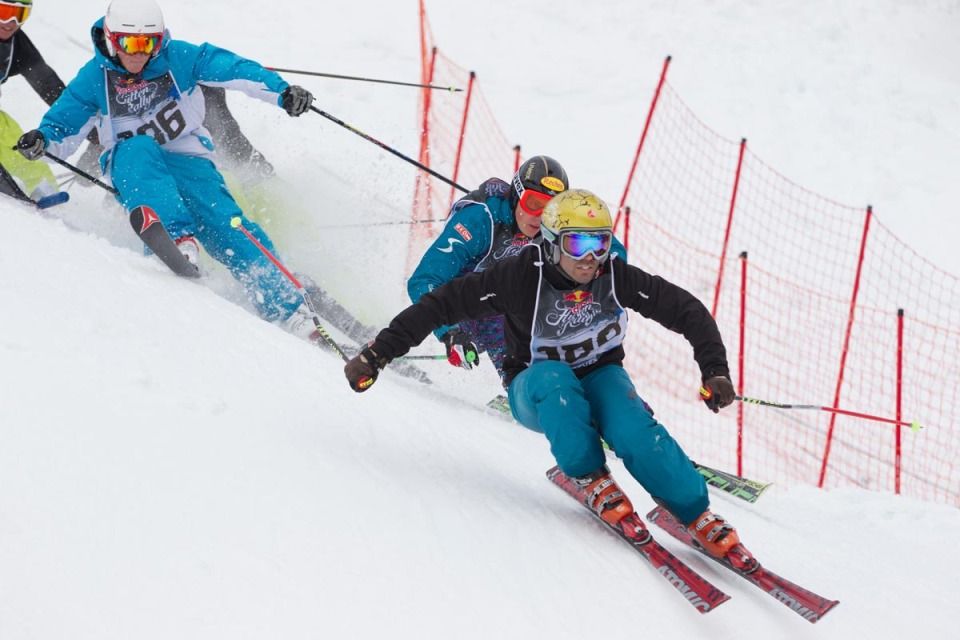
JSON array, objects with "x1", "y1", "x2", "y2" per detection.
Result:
[
  {"x1": 711, "y1": 137, "x2": 747, "y2": 318},
  {"x1": 896, "y1": 308, "x2": 904, "y2": 494},
  {"x1": 418, "y1": 0, "x2": 428, "y2": 77},
  {"x1": 737, "y1": 251, "x2": 748, "y2": 476},
  {"x1": 407, "y1": 5, "x2": 437, "y2": 275},
  {"x1": 513, "y1": 144, "x2": 522, "y2": 172},
  {"x1": 818, "y1": 205, "x2": 874, "y2": 488},
  {"x1": 448, "y1": 71, "x2": 476, "y2": 210},
  {"x1": 615, "y1": 55, "x2": 672, "y2": 233},
  {"x1": 623, "y1": 206, "x2": 631, "y2": 252},
  {"x1": 413, "y1": 46, "x2": 438, "y2": 217},
  {"x1": 415, "y1": 1, "x2": 433, "y2": 178}
]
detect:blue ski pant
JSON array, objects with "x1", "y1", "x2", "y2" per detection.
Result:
[
  {"x1": 508, "y1": 361, "x2": 709, "y2": 524},
  {"x1": 110, "y1": 135, "x2": 301, "y2": 321}
]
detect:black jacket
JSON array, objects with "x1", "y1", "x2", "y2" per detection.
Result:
[
  {"x1": 376, "y1": 245, "x2": 729, "y2": 387},
  {"x1": 0, "y1": 30, "x2": 66, "y2": 106}
]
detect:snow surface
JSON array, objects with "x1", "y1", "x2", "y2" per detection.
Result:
[{"x1": 2, "y1": 0, "x2": 959, "y2": 638}]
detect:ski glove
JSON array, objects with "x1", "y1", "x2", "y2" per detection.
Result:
[
  {"x1": 344, "y1": 344, "x2": 389, "y2": 393},
  {"x1": 700, "y1": 376, "x2": 736, "y2": 413},
  {"x1": 16, "y1": 130, "x2": 45, "y2": 161},
  {"x1": 442, "y1": 330, "x2": 480, "y2": 370},
  {"x1": 281, "y1": 85, "x2": 314, "y2": 117}
]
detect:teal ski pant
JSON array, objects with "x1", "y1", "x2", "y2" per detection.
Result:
[
  {"x1": 508, "y1": 361, "x2": 708, "y2": 524},
  {"x1": 110, "y1": 135, "x2": 301, "y2": 321}
]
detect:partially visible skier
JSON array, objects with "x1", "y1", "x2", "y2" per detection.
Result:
[
  {"x1": 407, "y1": 155, "x2": 625, "y2": 384},
  {"x1": 0, "y1": 0, "x2": 71, "y2": 208}
]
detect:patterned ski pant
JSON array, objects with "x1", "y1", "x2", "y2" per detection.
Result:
[{"x1": 458, "y1": 315, "x2": 508, "y2": 382}]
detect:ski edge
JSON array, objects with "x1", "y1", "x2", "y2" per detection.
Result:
[
  {"x1": 546, "y1": 466, "x2": 730, "y2": 614},
  {"x1": 646, "y1": 506, "x2": 839, "y2": 623}
]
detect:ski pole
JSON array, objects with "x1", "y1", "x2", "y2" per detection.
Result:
[
  {"x1": 230, "y1": 217, "x2": 351, "y2": 362},
  {"x1": 338, "y1": 347, "x2": 444, "y2": 363},
  {"x1": 268, "y1": 67, "x2": 462, "y2": 92},
  {"x1": 41, "y1": 151, "x2": 117, "y2": 194},
  {"x1": 308, "y1": 106, "x2": 468, "y2": 194},
  {"x1": 312, "y1": 218, "x2": 447, "y2": 229},
  {"x1": 736, "y1": 395, "x2": 924, "y2": 432},
  {"x1": 700, "y1": 387, "x2": 925, "y2": 432}
]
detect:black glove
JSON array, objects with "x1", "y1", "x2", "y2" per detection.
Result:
[
  {"x1": 700, "y1": 376, "x2": 736, "y2": 413},
  {"x1": 442, "y1": 330, "x2": 480, "y2": 370},
  {"x1": 281, "y1": 85, "x2": 314, "y2": 117},
  {"x1": 16, "y1": 130, "x2": 46, "y2": 161},
  {"x1": 344, "y1": 344, "x2": 389, "y2": 393}
]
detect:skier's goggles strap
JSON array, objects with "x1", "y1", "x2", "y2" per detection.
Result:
[
  {"x1": 517, "y1": 188, "x2": 553, "y2": 216},
  {"x1": 560, "y1": 231, "x2": 613, "y2": 260},
  {"x1": 0, "y1": 2, "x2": 31, "y2": 25},
  {"x1": 110, "y1": 32, "x2": 163, "y2": 55}
]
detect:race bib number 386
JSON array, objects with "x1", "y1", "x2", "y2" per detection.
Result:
[{"x1": 107, "y1": 70, "x2": 186, "y2": 145}]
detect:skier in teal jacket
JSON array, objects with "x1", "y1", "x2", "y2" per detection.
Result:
[{"x1": 16, "y1": 0, "x2": 315, "y2": 324}]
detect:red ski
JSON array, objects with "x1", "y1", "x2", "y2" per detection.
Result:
[
  {"x1": 646, "y1": 506, "x2": 839, "y2": 623},
  {"x1": 546, "y1": 466, "x2": 730, "y2": 614}
]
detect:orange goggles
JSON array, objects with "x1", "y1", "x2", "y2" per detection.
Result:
[
  {"x1": 517, "y1": 188, "x2": 553, "y2": 216},
  {"x1": 0, "y1": 2, "x2": 31, "y2": 25},
  {"x1": 109, "y1": 32, "x2": 163, "y2": 55}
]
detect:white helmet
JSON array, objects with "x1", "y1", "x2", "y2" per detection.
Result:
[{"x1": 104, "y1": 0, "x2": 165, "y2": 57}]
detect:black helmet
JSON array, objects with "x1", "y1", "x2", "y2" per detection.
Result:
[{"x1": 510, "y1": 155, "x2": 569, "y2": 208}]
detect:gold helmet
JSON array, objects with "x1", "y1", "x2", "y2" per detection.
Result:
[{"x1": 540, "y1": 189, "x2": 614, "y2": 264}]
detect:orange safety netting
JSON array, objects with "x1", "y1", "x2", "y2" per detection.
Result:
[{"x1": 413, "y1": 7, "x2": 959, "y2": 505}]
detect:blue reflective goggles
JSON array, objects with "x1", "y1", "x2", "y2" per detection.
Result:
[{"x1": 560, "y1": 231, "x2": 612, "y2": 260}]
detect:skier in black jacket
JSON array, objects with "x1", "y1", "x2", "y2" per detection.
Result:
[
  {"x1": 345, "y1": 188, "x2": 753, "y2": 566},
  {"x1": 0, "y1": 0, "x2": 71, "y2": 206}
]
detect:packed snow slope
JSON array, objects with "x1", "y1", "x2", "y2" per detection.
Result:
[
  {"x1": 2, "y1": 0, "x2": 959, "y2": 638},
  {"x1": 1, "y1": 192, "x2": 958, "y2": 639}
]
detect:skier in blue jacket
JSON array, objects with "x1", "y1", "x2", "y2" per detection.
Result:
[
  {"x1": 408, "y1": 156, "x2": 627, "y2": 383},
  {"x1": 15, "y1": 0, "x2": 317, "y2": 330}
]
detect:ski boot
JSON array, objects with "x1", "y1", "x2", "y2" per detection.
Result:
[
  {"x1": 687, "y1": 510, "x2": 757, "y2": 571},
  {"x1": 283, "y1": 301, "x2": 321, "y2": 343},
  {"x1": 573, "y1": 465, "x2": 634, "y2": 526},
  {"x1": 175, "y1": 235, "x2": 200, "y2": 267}
]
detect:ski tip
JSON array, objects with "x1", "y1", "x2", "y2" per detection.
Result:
[
  {"x1": 35, "y1": 191, "x2": 70, "y2": 209},
  {"x1": 809, "y1": 599, "x2": 841, "y2": 624}
]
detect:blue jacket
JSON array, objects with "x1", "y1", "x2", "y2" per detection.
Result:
[
  {"x1": 408, "y1": 178, "x2": 628, "y2": 340},
  {"x1": 37, "y1": 18, "x2": 289, "y2": 172}
]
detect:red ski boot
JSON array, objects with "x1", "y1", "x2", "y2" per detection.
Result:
[
  {"x1": 687, "y1": 510, "x2": 756, "y2": 571},
  {"x1": 573, "y1": 466, "x2": 634, "y2": 526}
]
